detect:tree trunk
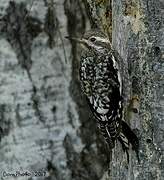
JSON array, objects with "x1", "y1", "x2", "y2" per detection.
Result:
[
  {"x1": 111, "y1": 0, "x2": 164, "y2": 179},
  {"x1": 85, "y1": 0, "x2": 164, "y2": 179}
]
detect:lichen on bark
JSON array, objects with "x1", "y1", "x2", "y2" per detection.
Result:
[{"x1": 85, "y1": 0, "x2": 164, "y2": 179}]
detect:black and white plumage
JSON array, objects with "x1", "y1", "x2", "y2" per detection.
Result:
[
  {"x1": 80, "y1": 49, "x2": 122, "y2": 148},
  {"x1": 66, "y1": 29, "x2": 139, "y2": 161}
]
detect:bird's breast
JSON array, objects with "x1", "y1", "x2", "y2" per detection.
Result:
[{"x1": 80, "y1": 56, "x2": 112, "y2": 99}]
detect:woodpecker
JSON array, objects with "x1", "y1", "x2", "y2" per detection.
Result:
[{"x1": 66, "y1": 29, "x2": 139, "y2": 162}]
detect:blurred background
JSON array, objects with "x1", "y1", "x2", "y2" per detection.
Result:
[{"x1": 0, "y1": 0, "x2": 109, "y2": 179}]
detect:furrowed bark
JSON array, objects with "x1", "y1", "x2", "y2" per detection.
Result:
[
  {"x1": 112, "y1": 0, "x2": 164, "y2": 179},
  {"x1": 0, "y1": 1, "x2": 108, "y2": 180}
]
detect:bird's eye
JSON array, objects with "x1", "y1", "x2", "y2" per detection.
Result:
[{"x1": 90, "y1": 37, "x2": 96, "y2": 42}]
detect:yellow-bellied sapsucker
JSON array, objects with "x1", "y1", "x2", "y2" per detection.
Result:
[{"x1": 67, "y1": 29, "x2": 139, "y2": 162}]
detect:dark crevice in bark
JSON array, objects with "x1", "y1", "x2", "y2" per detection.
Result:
[
  {"x1": 64, "y1": 134, "x2": 103, "y2": 180},
  {"x1": 64, "y1": 0, "x2": 90, "y2": 144},
  {"x1": 15, "y1": 104, "x2": 22, "y2": 127},
  {"x1": 64, "y1": 0, "x2": 108, "y2": 179},
  {"x1": 31, "y1": 85, "x2": 46, "y2": 124},
  {"x1": 63, "y1": 134, "x2": 88, "y2": 180},
  {"x1": 0, "y1": 104, "x2": 11, "y2": 140},
  {"x1": 44, "y1": 0, "x2": 59, "y2": 49},
  {"x1": 67, "y1": 104, "x2": 76, "y2": 129},
  {"x1": 45, "y1": 160, "x2": 61, "y2": 180}
]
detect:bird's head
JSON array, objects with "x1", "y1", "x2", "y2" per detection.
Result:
[{"x1": 66, "y1": 29, "x2": 112, "y2": 53}]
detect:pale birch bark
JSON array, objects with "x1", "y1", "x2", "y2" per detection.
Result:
[{"x1": 0, "y1": 1, "x2": 107, "y2": 180}]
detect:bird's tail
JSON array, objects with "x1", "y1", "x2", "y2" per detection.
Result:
[{"x1": 118, "y1": 120, "x2": 140, "y2": 163}]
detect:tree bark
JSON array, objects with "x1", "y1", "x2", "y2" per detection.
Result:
[
  {"x1": 0, "y1": 0, "x2": 108, "y2": 180},
  {"x1": 85, "y1": 0, "x2": 164, "y2": 179},
  {"x1": 111, "y1": 0, "x2": 164, "y2": 179}
]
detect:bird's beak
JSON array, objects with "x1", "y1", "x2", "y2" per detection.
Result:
[{"x1": 65, "y1": 36, "x2": 84, "y2": 44}]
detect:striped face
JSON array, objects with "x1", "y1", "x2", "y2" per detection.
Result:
[
  {"x1": 82, "y1": 37, "x2": 111, "y2": 53},
  {"x1": 80, "y1": 30, "x2": 112, "y2": 53}
]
